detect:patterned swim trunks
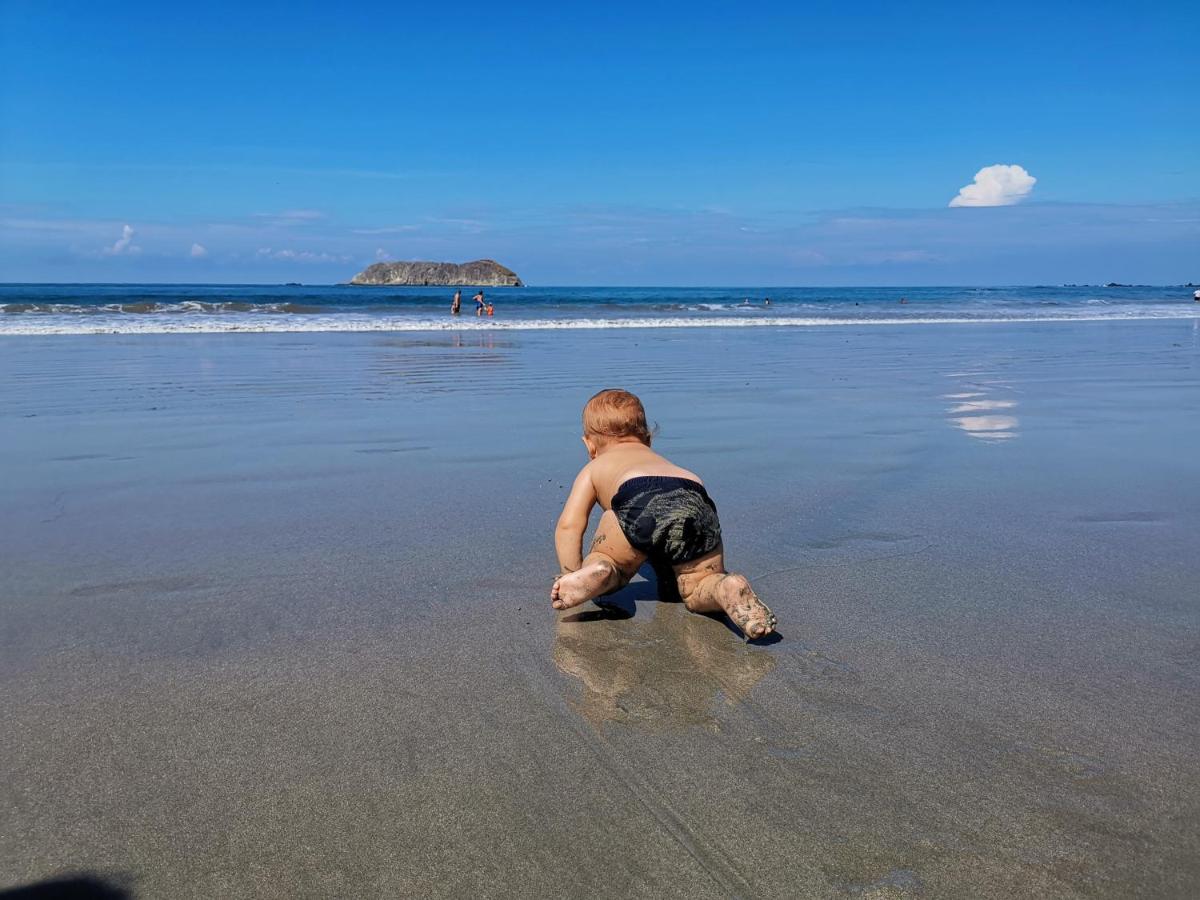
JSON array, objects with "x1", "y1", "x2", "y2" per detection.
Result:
[{"x1": 610, "y1": 476, "x2": 723, "y2": 565}]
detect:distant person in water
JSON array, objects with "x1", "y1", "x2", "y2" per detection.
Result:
[
  {"x1": 1193, "y1": 289, "x2": 1200, "y2": 302},
  {"x1": 474, "y1": 291, "x2": 485, "y2": 316},
  {"x1": 550, "y1": 389, "x2": 777, "y2": 640},
  {"x1": 451, "y1": 290, "x2": 462, "y2": 315},
  {"x1": 764, "y1": 297, "x2": 771, "y2": 307},
  {"x1": 486, "y1": 301, "x2": 495, "y2": 317}
]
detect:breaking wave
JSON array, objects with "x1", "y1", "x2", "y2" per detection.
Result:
[{"x1": 2, "y1": 308, "x2": 1197, "y2": 335}]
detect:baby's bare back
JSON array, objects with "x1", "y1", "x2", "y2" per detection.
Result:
[{"x1": 589, "y1": 443, "x2": 702, "y2": 509}]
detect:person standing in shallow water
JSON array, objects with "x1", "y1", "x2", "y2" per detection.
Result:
[
  {"x1": 451, "y1": 290, "x2": 461, "y2": 315},
  {"x1": 474, "y1": 290, "x2": 485, "y2": 316}
]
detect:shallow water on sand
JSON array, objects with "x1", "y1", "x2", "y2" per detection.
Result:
[{"x1": 2, "y1": 321, "x2": 1199, "y2": 898}]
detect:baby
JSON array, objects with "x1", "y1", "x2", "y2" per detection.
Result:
[{"x1": 551, "y1": 389, "x2": 777, "y2": 640}]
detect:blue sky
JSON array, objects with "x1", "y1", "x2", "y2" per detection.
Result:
[{"x1": 1, "y1": 0, "x2": 1196, "y2": 284}]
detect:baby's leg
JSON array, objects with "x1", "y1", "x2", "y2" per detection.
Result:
[
  {"x1": 674, "y1": 547, "x2": 777, "y2": 640},
  {"x1": 551, "y1": 510, "x2": 647, "y2": 610}
]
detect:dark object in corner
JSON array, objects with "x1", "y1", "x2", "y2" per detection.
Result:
[{"x1": 0, "y1": 875, "x2": 132, "y2": 900}]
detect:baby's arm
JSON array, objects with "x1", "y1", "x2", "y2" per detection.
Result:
[{"x1": 555, "y1": 465, "x2": 598, "y2": 574}]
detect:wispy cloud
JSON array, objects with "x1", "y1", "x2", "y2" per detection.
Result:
[
  {"x1": 425, "y1": 216, "x2": 487, "y2": 233},
  {"x1": 190, "y1": 242, "x2": 208, "y2": 258},
  {"x1": 352, "y1": 225, "x2": 422, "y2": 235},
  {"x1": 253, "y1": 209, "x2": 326, "y2": 226},
  {"x1": 4, "y1": 198, "x2": 1197, "y2": 284},
  {"x1": 101, "y1": 224, "x2": 141, "y2": 256},
  {"x1": 255, "y1": 247, "x2": 352, "y2": 263},
  {"x1": 856, "y1": 249, "x2": 941, "y2": 264},
  {"x1": 3, "y1": 161, "x2": 442, "y2": 182},
  {"x1": 949, "y1": 164, "x2": 1037, "y2": 208}
]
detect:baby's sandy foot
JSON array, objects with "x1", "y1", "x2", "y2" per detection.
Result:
[
  {"x1": 551, "y1": 559, "x2": 618, "y2": 610},
  {"x1": 715, "y1": 574, "x2": 777, "y2": 640}
]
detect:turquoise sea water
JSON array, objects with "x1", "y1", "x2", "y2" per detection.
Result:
[{"x1": 1, "y1": 283, "x2": 1197, "y2": 333}]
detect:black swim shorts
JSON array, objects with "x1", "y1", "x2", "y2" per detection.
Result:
[{"x1": 610, "y1": 475, "x2": 723, "y2": 565}]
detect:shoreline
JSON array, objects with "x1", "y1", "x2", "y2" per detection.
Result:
[{"x1": 2, "y1": 310, "x2": 1199, "y2": 336}]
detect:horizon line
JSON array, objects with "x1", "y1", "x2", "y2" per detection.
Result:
[{"x1": 2, "y1": 281, "x2": 1193, "y2": 289}]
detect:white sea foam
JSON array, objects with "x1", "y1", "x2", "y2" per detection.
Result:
[{"x1": 1, "y1": 309, "x2": 1197, "y2": 335}]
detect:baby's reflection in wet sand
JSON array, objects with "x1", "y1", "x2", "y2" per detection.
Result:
[{"x1": 553, "y1": 569, "x2": 777, "y2": 729}]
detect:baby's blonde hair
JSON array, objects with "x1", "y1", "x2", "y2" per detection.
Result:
[{"x1": 582, "y1": 389, "x2": 653, "y2": 446}]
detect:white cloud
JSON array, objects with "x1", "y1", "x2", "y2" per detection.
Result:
[
  {"x1": 190, "y1": 242, "x2": 208, "y2": 258},
  {"x1": 255, "y1": 247, "x2": 352, "y2": 263},
  {"x1": 375, "y1": 247, "x2": 391, "y2": 261},
  {"x1": 949, "y1": 164, "x2": 1037, "y2": 208},
  {"x1": 102, "y1": 224, "x2": 141, "y2": 256}
]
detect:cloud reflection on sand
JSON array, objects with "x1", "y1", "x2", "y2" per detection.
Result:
[
  {"x1": 554, "y1": 593, "x2": 776, "y2": 730},
  {"x1": 943, "y1": 379, "x2": 1020, "y2": 441}
]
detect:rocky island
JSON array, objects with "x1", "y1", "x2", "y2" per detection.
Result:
[{"x1": 348, "y1": 259, "x2": 523, "y2": 287}]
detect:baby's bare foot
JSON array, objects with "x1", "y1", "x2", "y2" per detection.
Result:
[
  {"x1": 715, "y1": 574, "x2": 777, "y2": 640},
  {"x1": 551, "y1": 559, "x2": 618, "y2": 610}
]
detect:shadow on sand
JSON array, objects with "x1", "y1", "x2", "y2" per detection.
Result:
[
  {"x1": 553, "y1": 564, "x2": 779, "y2": 728},
  {"x1": 0, "y1": 876, "x2": 132, "y2": 900}
]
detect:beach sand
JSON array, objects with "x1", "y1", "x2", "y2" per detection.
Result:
[{"x1": 2, "y1": 321, "x2": 1199, "y2": 898}]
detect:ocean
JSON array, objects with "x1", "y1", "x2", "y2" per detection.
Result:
[{"x1": 1, "y1": 283, "x2": 1197, "y2": 334}]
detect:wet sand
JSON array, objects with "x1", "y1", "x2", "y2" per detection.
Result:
[{"x1": 2, "y1": 322, "x2": 1199, "y2": 898}]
